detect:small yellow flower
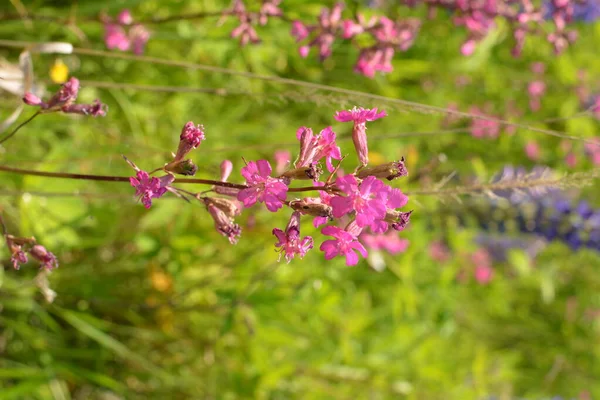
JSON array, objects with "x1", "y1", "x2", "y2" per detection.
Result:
[
  {"x1": 150, "y1": 269, "x2": 173, "y2": 293},
  {"x1": 49, "y1": 59, "x2": 69, "y2": 84}
]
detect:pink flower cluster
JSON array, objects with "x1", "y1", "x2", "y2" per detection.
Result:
[
  {"x1": 103, "y1": 10, "x2": 150, "y2": 54},
  {"x1": 4, "y1": 234, "x2": 58, "y2": 271},
  {"x1": 223, "y1": 0, "x2": 283, "y2": 46},
  {"x1": 23, "y1": 77, "x2": 107, "y2": 117},
  {"x1": 125, "y1": 107, "x2": 412, "y2": 268}
]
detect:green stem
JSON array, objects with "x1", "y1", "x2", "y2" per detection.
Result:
[
  {"x1": 0, "y1": 165, "x2": 329, "y2": 192},
  {"x1": 0, "y1": 111, "x2": 40, "y2": 145}
]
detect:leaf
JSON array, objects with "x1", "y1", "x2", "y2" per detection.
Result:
[
  {"x1": 55, "y1": 308, "x2": 170, "y2": 381},
  {"x1": 0, "y1": 379, "x2": 48, "y2": 400}
]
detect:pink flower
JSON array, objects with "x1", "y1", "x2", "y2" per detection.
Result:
[
  {"x1": 334, "y1": 106, "x2": 386, "y2": 166},
  {"x1": 104, "y1": 10, "x2": 150, "y2": 54},
  {"x1": 105, "y1": 24, "x2": 130, "y2": 51},
  {"x1": 272, "y1": 212, "x2": 314, "y2": 262},
  {"x1": 175, "y1": 121, "x2": 205, "y2": 160},
  {"x1": 214, "y1": 160, "x2": 240, "y2": 197},
  {"x1": 469, "y1": 106, "x2": 500, "y2": 139},
  {"x1": 472, "y1": 248, "x2": 493, "y2": 284},
  {"x1": 291, "y1": 3, "x2": 344, "y2": 61},
  {"x1": 565, "y1": 152, "x2": 577, "y2": 168},
  {"x1": 315, "y1": 127, "x2": 343, "y2": 172},
  {"x1": 592, "y1": 97, "x2": 600, "y2": 119},
  {"x1": 368, "y1": 185, "x2": 409, "y2": 233},
  {"x1": 259, "y1": 0, "x2": 283, "y2": 25},
  {"x1": 461, "y1": 39, "x2": 477, "y2": 56},
  {"x1": 62, "y1": 99, "x2": 108, "y2": 117},
  {"x1": 237, "y1": 160, "x2": 288, "y2": 212},
  {"x1": 29, "y1": 244, "x2": 58, "y2": 270},
  {"x1": 22, "y1": 92, "x2": 44, "y2": 107},
  {"x1": 23, "y1": 77, "x2": 107, "y2": 117},
  {"x1": 330, "y1": 175, "x2": 387, "y2": 228},
  {"x1": 43, "y1": 77, "x2": 80, "y2": 109},
  {"x1": 475, "y1": 265, "x2": 493, "y2": 284},
  {"x1": 295, "y1": 126, "x2": 342, "y2": 173},
  {"x1": 429, "y1": 241, "x2": 450, "y2": 262},
  {"x1": 118, "y1": 9, "x2": 133, "y2": 25},
  {"x1": 206, "y1": 203, "x2": 242, "y2": 244},
  {"x1": 129, "y1": 170, "x2": 174, "y2": 209},
  {"x1": 360, "y1": 229, "x2": 408, "y2": 255},
  {"x1": 528, "y1": 80, "x2": 546, "y2": 111},
  {"x1": 525, "y1": 140, "x2": 541, "y2": 161},
  {"x1": 320, "y1": 222, "x2": 367, "y2": 266},
  {"x1": 584, "y1": 138, "x2": 600, "y2": 166},
  {"x1": 291, "y1": 21, "x2": 310, "y2": 42},
  {"x1": 274, "y1": 150, "x2": 291, "y2": 175},
  {"x1": 342, "y1": 19, "x2": 364, "y2": 38},
  {"x1": 130, "y1": 24, "x2": 151, "y2": 55},
  {"x1": 6, "y1": 238, "x2": 28, "y2": 270}
]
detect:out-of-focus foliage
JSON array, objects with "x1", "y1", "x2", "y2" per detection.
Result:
[{"x1": 0, "y1": 1, "x2": 599, "y2": 399}]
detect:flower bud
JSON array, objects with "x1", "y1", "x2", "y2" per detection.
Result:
[
  {"x1": 203, "y1": 197, "x2": 241, "y2": 217},
  {"x1": 164, "y1": 159, "x2": 198, "y2": 176},
  {"x1": 22, "y1": 92, "x2": 45, "y2": 107},
  {"x1": 220, "y1": 160, "x2": 233, "y2": 181},
  {"x1": 385, "y1": 210, "x2": 412, "y2": 231},
  {"x1": 357, "y1": 158, "x2": 408, "y2": 181},
  {"x1": 46, "y1": 77, "x2": 79, "y2": 109},
  {"x1": 290, "y1": 198, "x2": 333, "y2": 219},
  {"x1": 175, "y1": 121, "x2": 205, "y2": 161},
  {"x1": 281, "y1": 164, "x2": 323, "y2": 181},
  {"x1": 206, "y1": 204, "x2": 242, "y2": 244},
  {"x1": 62, "y1": 99, "x2": 108, "y2": 117},
  {"x1": 29, "y1": 244, "x2": 59, "y2": 270}
]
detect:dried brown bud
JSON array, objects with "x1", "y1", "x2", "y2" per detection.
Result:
[
  {"x1": 202, "y1": 197, "x2": 241, "y2": 218},
  {"x1": 357, "y1": 158, "x2": 408, "y2": 181},
  {"x1": 164, "y1": 159, "x2": 198, "y2": 176},
  {"x1": 281, "y1": 164, "x2": 323, "y2": 181},
  {"x1": 384, "y1": 210, "x2": 412, "y2": 231},
  {"x1": 289, "y1": 198, "x2": 333, "y2": 219}
]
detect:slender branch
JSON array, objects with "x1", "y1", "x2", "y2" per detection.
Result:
[
  {"x1": 405, "y1": 170, "x2": 600, "y2": 196},
  {"x1": 0, "y1": 111, "x2": 40, "y2": 145},
  {"x1": 0, "y1": 165, "x2": 249, "y2": 189}
]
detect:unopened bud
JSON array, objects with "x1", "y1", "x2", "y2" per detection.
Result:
[
  {"x1": 385, "y1": 210, "x2": 412, "y2": 231},
  {"x1": 357, "y1": 158, "x2": 408, "y2": 181},
  {"x1": 29, "y1": 244, "x2": 59, "y2": 270},
  {"x1": 62, "y1": 99, "x2": 108, "y2": 117},
  {"x1": 23, "y1": 92, "x2": 44, "y2": 106},
  {"x1": 281, "y1": 164, "x2": 322, "y2": 181},
  {"x1": 206, "y1": 204, "x2": 241, "y2": 244},
  {"x1": 203, "y1": 197, "x2": 241, "y2": 217},
  {"x1": 290, "y1": 198, "x2": 333, "y2": 219},
  {"x1": 164, "y1": 159, "x2": 198, "y2": 176}
]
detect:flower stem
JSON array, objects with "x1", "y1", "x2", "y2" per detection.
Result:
[{"x1": 0, "y1": 111, "x2": 40, "y2": 145}]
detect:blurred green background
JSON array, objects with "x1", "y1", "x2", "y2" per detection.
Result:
[{"x1": 1, "y1": 1, "x2": 599, "y2": 399}]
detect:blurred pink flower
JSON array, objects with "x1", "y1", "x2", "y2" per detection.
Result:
[
  {"x1": 472, "y1": 248, "x2": 493, "y2": 284},
  {"x1": 525, "y1": 140, "x2": 541, "y2": 161},
  {"x1": 360, "y1": 229, "x2": 408, "y2": 255},
  {"x1": 104, "y1": 9, "x2": 150, "y2": 54},
  {"x1": 429, "y1": 241, "x2": 450, "y2": 263}
]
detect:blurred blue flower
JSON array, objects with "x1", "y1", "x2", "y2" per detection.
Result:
[
  {"x1": 468, "y1": 166, "x2": 600, "y2": 258},
  {"x1": 544, "y1": 0, "x2": 600, "y2": 23}
]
